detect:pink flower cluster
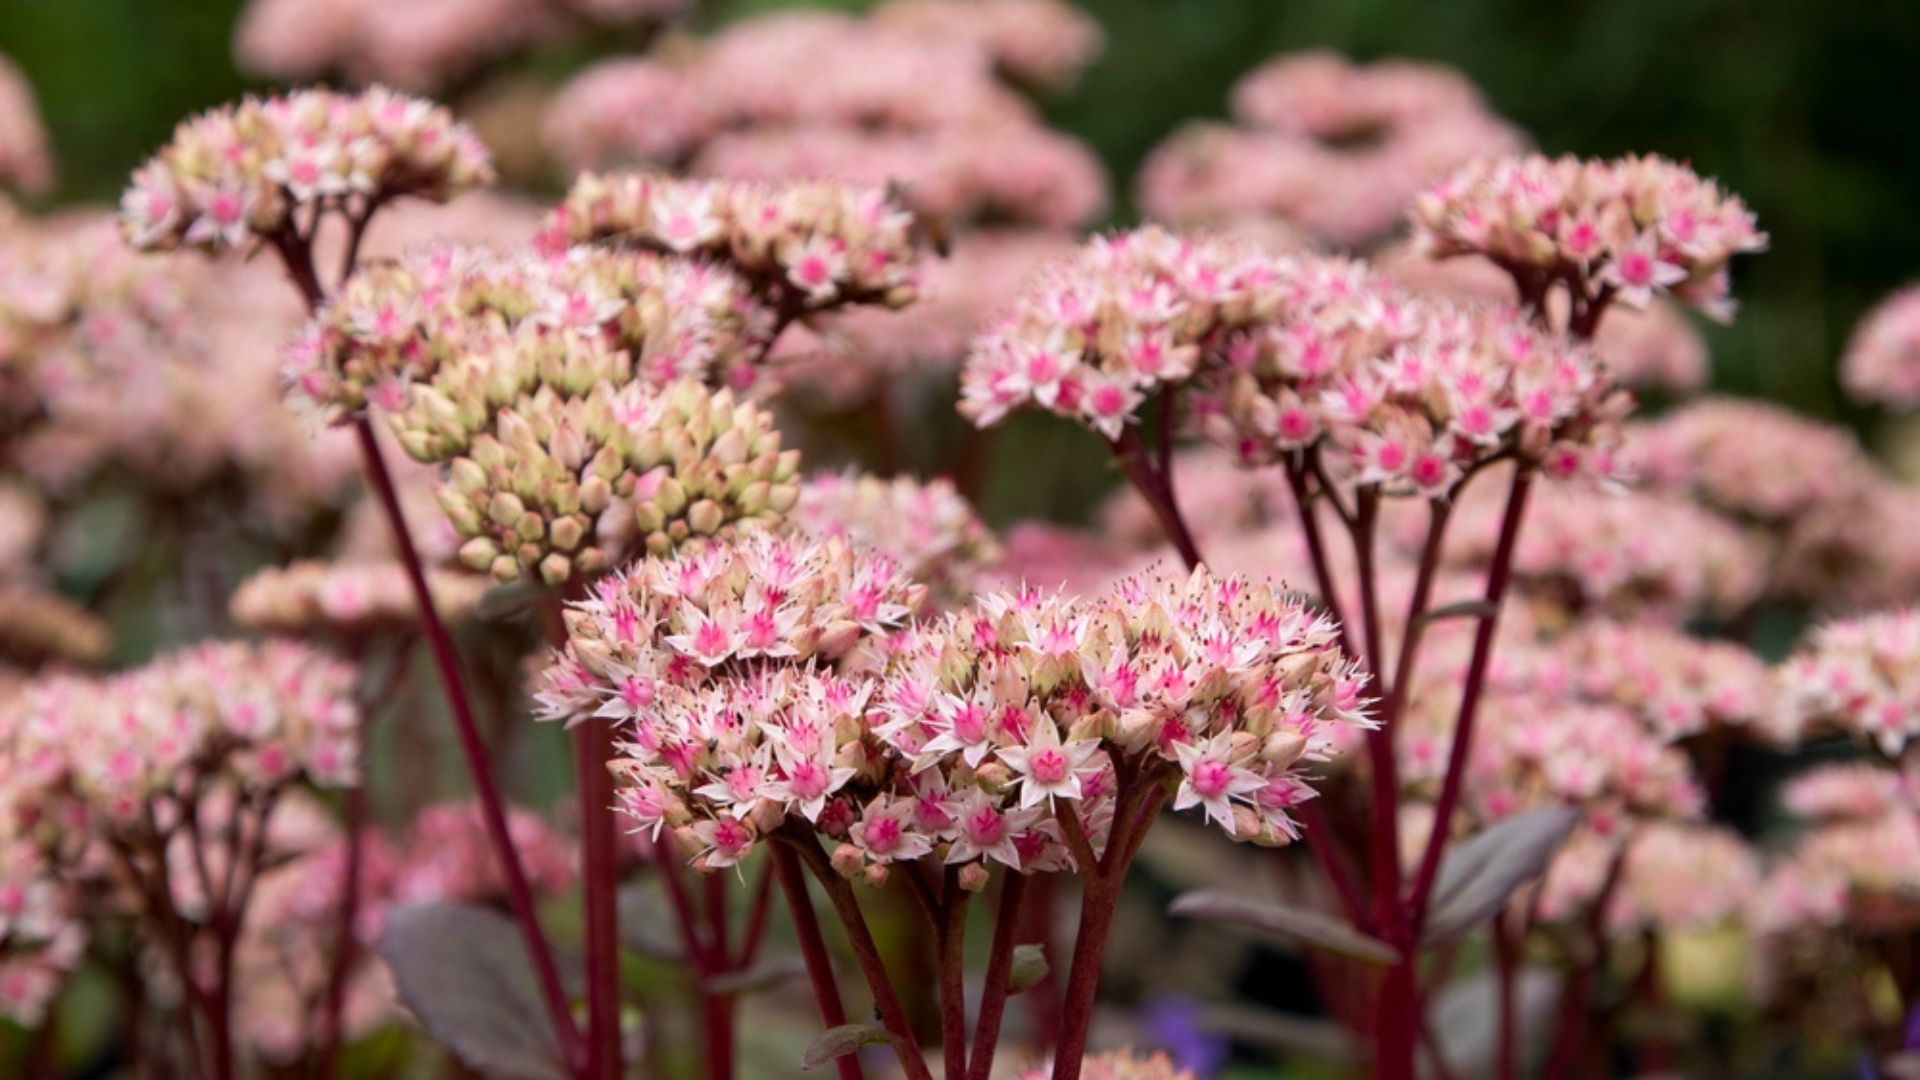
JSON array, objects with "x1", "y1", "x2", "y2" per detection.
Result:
[
  {"x1": 1842, "y1": 284, "x2": 1920, "y2": 408},
  {"x1": 1411, "y1": 154, "x2": 1767, "y2": 321},
  {"x1": 1754, "y1": 761, "x2": 1920, "y2": 935},
  {"x1": 1773, "y1": 609, "x2": 1920, "y2": 755},
  {"x1": 284, "y1": 242, "x2": 766, "y2": 423},
  {"x1": 771, "y1": 229, "x2": 1079, "y2": 406},
  {"x1": 543, "y1": 173, "x2": 920, "y2": 316},
  {"x1": 1, "y1": 214, "x2": 358, "y2": 524},
  {"x1": 230, "y1": 558, "x2": 488, "y2": 636},
  {"x1": 872, "y1": 0, "x2": 1103, "y2": 89},
  {"x1": 0, "y1": 56, "x2": 53, "y2": 196},
  {"x1": 0, "y1": 840, "x2": 82, "y2": 1026},
  {"x1": 1512, "y1": 620, "x2": 1768, "y2": 743},
  {"x1": 788, "y1": 470, "x2": 1000, "y2": 607},
  {"x1": 1376, "y1": 243, "x2": 1710, "y2": 393},
  {"x1": 121, "y1": 88, "x2": 493, "y2": 255},
  {"x1": 960, "y1": 227, "x2": 1285, "y2": 440},
  {"x1": 1192, "y1": 258, "x2": 1630, "y2": 493},
  {"x1": 234, "y1": 0, "x2": 691, "y2": 92},
  {"x1": 1138, "y1": 51, "x2": 1522, "y2": 247},
  {"x1": 2, "y1": 641, "x2": 362, "y2": 817},
  {"x1": 543, "y1": 9, "x2": 1107, "y2": 228},
  {"x1": 1538, "y1": 822, "x2": 1757, "y2": 933},
  {"x1": 1015, "y1": 1050, "x2": 1195, "y2": 1080},
  {"x1": 1627, "y1": 397, "x2": 1920, "y2": 608},
  {"x1": 540, "y1": 533, "x2": 1368, "y2": 876}
]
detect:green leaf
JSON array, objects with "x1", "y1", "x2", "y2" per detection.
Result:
[
  {"x1": 802, "y1": 1022, "x2": 894, "y2": 1070},
  {"x1": 1169, "y1": 890, "x2": 1400, "y2": 965},
  {"x1": 377, "y1": 902, "x2": 569, "y2": 1080},
  {"x1": 1416, "y1": 599, "x2": 1500, "y2": 626},
  {"x1": 1421, "y1": 806, "x2": 1581, "y2": 947},
  {"x1": 1007, "y1": 944, "x2": 1049, "y2": 994}
]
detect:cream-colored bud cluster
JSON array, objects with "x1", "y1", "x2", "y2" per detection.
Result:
[
  {"x1": 544, "y1": 172, "x2": 920, "y2": 315},
  {"x1": 398, "y1": 337, "x2": 801, "y2": 584}
]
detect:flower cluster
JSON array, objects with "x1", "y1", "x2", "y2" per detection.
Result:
[
  {"x1": 233, "y1": 0, "x2": 692, "y2": 92},
  {"x1": 1193, "y1": 258, "x2": 1631, "y2": 492},
  {"x1": 1538, "y1": 822, "x2": 1757, "y2": 932},
  {"x1": 1512, "y1": 620, "x2": 1768, "y2": 743},
  {"x1": 788, "y1": 471, "x2": 1000, "y2": 608},
  {"x1": 0, "y1": 56, "x2": 53, "y2": 196},
  {"x1": 858, "y1": 568, "x2": 1369, "y2": 871},
  {"x1": 121, "y1": 87, "x2": 493, "y2": 255},
  {"x1": 285, "y1": 243, "x2": 767, "y2": 423},
  {"x1": 1410, "y1": 154, "x2": 1767, "y2": 321},
  {"x1": 1, "y1": 214, "x2": 359, "y2": 523},
  {"x1": 2, "y1": 641, "x2": 362, "y2": 815},
  {"x1": 960, "y1": 226, "x2": 1284, "y2": 439},
  {"x1": 771, "y1": 229, "x2": 1079, "y2": 406},
  {"x1": 1139, "y1": 51, "x2": 1522, "y2": 248},
  {"x1": 1376, "y1": 242, "x2": 1709, "y2": 393},
  {"x1": 1626, "y1": 397, "x2": 1920, "y2": 607},
  {"x1": 1772, "y1": 608, "x2": 1920, "y2": 754},
  {"x1": 1438, "y1": 482, "x2": 1766, "y2": 624},
  {"x1": 0, "y1": 839, "x2": 82, "y2": 1026},
  {"x1": 543, "y1": 9, "x2": 1107, "y2": 228},
  {"x1": 872, "y1": 0, "x2": 1103, "y2": 89},
  {"x1": 1841, "y1": 284, "x2": 1920, "y2": 408},
  {"x1": 1754, "y1": 763, "x2": 1920, "y2": 935},
  {"x1": 543, "y1": 172, "x2": 920, "y2": 316},
  {"x1": 229, "y1": 559, "x2": 488, "y2": 636},
  {"x1": 1780, "y1": 761, "x2": 1912, "y2": 824},
  {"x1": 401, "y1": 351, "x2": 800, "y2": 584}
]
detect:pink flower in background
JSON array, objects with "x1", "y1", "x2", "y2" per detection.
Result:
[{"x1": 1842, "y1": 284, "x2": 1920, "y2": 409}]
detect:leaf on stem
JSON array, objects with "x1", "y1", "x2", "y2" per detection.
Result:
[
  {"x1": 1428, "y1": 966, "x2": 1560, "y2": 1075},
  {"x1": 1168, "y1": 890, "x2": 1399, "y2": 965},
  {"x1": 1421, "y1": 805, "x2": 1581, "y2": 947},
  {"x1": 1007, "y1": 944, "x2": 1050, "y2": 994},
  {"x1": 802, "y1": 1022, "x2": 895, "y2": 1069},
  {"x1": 377, "y1": 901, "x2": 570, "y2": 1080},
  {"x1": 477, "y1": 581, "x2": 544, "y2": 622},
  {"x1": 1194, "y1": 1002, "x2": 1352, "y2": 1062}
]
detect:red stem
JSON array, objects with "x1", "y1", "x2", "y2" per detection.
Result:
[
  {"x1": 1280, "y1": 458, "x2": 1357, "y2": 659},
  {"x1": 968, "y1": 874, "x2": 1030, "y2": 1080},
  {"x1": 1407, "y1": 471, "x2": 1534, "y2": 924},
  {"x1": 1542, "y1": 845, "x2": 1628, "y2": 1080},
  {"x1": 353, "y1": 418, "x2": 585, "y2": 1074},
  {"x1": 572, "y1": 720, "x2": 624, "y2": 1080},
  {"x1": 938, "y1": 868, "x2": 971, "y2": 1080},
  {"x1": 785, "y1": 830, "x2": 933, "y2": 1080},
  {"x1": 1050, "y1": 872, "x2": 1121, "y2": 1080},
  {"x1": 1111, "y1": 428, "x2": 1202, "y2": 570},
  {"x1": 770, "y1": 845, "x2": 864, "y2": 1080},
  {"x1": 313, "y1": 769, "x2": 367, "y2": 1079}
]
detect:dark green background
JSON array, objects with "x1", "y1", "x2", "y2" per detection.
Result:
[{"x1": 5, "y1": 0, "x2": 1915, "y2": 426}]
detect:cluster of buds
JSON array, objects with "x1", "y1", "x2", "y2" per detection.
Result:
[
  {"x1": 402, "y1": 351, "x2": 799, "y2": 584},
  {"x1": 229, "y1": 559, "x2": 488, "y2": 636},
  {"x1": 1537, "y1": 822, "x2": 1757, "y2": 933},
  {"x1": 1438, "y1": 482, "x2": 1765, "y2": 625},
  {"x1": 543, "y1": 8, "x2": 1107, "y2": 229},
  {"x1": 233, "y1": 0, "x2": 692, "y2": 92},
  {"x1": 1772, "y1": 608, "x2": 1920, "y2": 755},
  {"x1": 285, "y1": 243, "x2": 768, "y2": 424},
  {"x1": 120, "y1": 87, "x2": 493, "y2": 255},
  {"x1": 1841, "y1": 284, "x2": 1920, "y2": 409},
  {"x1": 1194, "y1": 257, "x2": 1631, "y2": 493},
  {"x1": 960, "y1": 226, "x2": 1285, "y2": 439},
  {"x1": 1138, "y1": 51, "x2": 1521, "y2": 248},
  {"x1": 0, "y1": 56, "x2": 52, "y2": 195},
  {"x1": 788, "y1": 470, "x2": 1000, "y2": 609},
  {"x1": 855, "y1": 567, "x2": 1370, "y2": 876},
  {"x1": 2, "y1": 641, "x2": 362, "y2": 819},
  {"x1": 1780, "y1": 761, "x2": 1915, "y2": 824},
  {"x1": 1410, "y1": 154, "x2": 1767, "y2": 322},
  {"x1": 543, "y1": 173, "x2": 920, "y2": 318}
]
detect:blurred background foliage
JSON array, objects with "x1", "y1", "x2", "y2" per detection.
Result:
[{"x1": 7, "y1": 0, "x2": 1920, "y2": 435}]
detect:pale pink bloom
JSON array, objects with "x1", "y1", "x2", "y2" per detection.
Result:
[
  {"x1": 0, "y1": 56, "x2": 54, "y2": 195},
  {"x1": 1841, "y1": 283, "x2": 1920, "y2": 409},
  {"x1": 997, "y1": 719, "x2": 1104, "y2": 809}
]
